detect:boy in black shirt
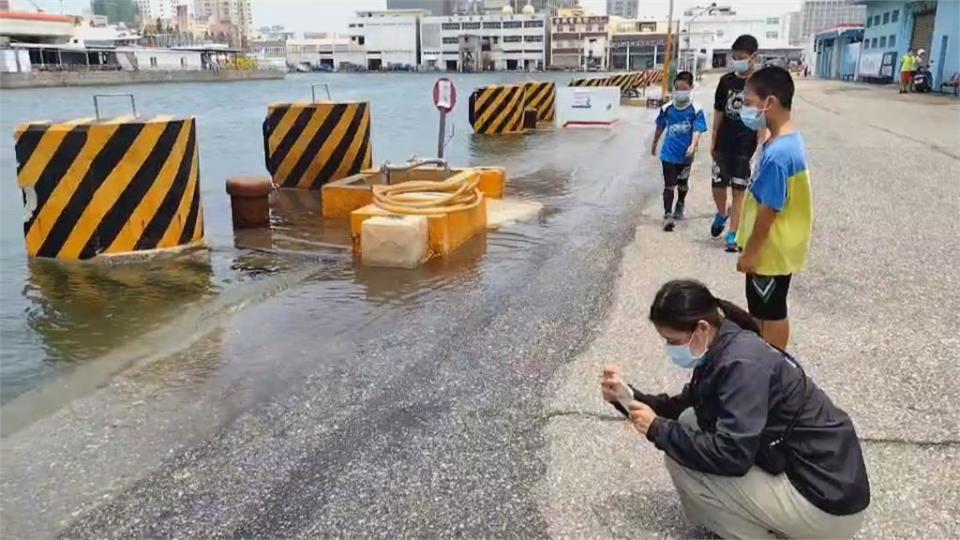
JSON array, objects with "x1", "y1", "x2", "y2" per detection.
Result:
[{"x1": 711, "y1": 34, "x2": 762, "y2": 252}]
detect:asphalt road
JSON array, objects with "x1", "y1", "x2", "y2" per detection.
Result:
[
  {"x1": 6, "y1": 78, "x2": 956, "y2": 539},
  {"x1": 1, "y1": 105, "x2": 658, "y2": 537}
]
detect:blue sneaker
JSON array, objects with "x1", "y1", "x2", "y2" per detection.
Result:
[
  {"x1": 725, "y1": 231, "x2": 739, "y2": 252},
  {"x1": 673, "y1": 203, "x2": 685, "y2": 221},
  {"x1": 710, "y1": 213, "x2": 728, "y2": 237}
]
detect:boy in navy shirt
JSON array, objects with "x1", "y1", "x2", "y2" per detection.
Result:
[{"x1": 652, "y1": 71, "x2": 708, "y2": 231}]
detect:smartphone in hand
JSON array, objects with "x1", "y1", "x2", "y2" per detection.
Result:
[{"x1": 615, "y1": 382, "x2": 635, "y2": 411}]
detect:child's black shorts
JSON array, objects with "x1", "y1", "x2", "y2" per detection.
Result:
[
  {"x1": 662, "y1": 161, "x2": 691, "y2": 188},
  {"x1": 745, "y1": 274, "x2": 792, "y2": 321},
  {"x1": 712, "y1": 152, "x2": 751, "y2": 191}
]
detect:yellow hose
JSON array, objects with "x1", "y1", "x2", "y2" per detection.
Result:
[{"x1": 372, "y1": 170, "x2": 482, "y2": 215}]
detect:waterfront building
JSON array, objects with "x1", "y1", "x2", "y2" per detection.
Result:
[
  {"x1": 850, "y1": 1, "x2": 958, "y2": 91},
  {"x1": 420, "y1": 7, "x2": 547, "y2": 71},
  {"x1": 607, "y1": 0, "x2": 638, "y2": 19},
  {"x1": 349, "y1": 9, "x2": 426, "y2": 70},
  {"x1": 2, "y1": 40, "x2": 242, "y2": 74},
  {"x1": 286, "y1": 36, "x2": 366, "y2": 71},
  {"x1": 550, "y1": 12, "x2": 609, "y2": 70},
  {"x1": 248, "y1": 37, "x2": 286, "y2": 69}
]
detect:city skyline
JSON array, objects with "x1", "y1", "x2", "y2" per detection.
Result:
[{"x1": 19, "y1": 0, "x2": 803, "y2": 35}]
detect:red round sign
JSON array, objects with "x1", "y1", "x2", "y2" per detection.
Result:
[{"x1": 432, "y1": 77, "x2": 457, "y2": 113}]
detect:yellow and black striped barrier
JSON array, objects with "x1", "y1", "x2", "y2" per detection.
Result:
[
  {"x1": 14, "y1": 115, "x2": 203, "y2": 260},
  {"x1": 522, "y1": 81, "x2": 556, "y2": 124},
  {"x1": 606, "y1": 72, "x2": 636, "y2": 91},
  {"x1": 569, "y1": 76, "x2": 611, "y2": 87},
  {"x1": 569, "y1": 70, "x2": 665, "y2": 93},
  {"x1": 262, "y1": 101, "x2": 372, "y2": 189},
  {"x1": 637, "y1": 69, "x2": 665, "y2": 88},
  {"x1": 468, "y1": 85, "x2": 525, "y2": 135}
]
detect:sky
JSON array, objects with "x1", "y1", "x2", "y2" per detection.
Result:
[{"x1": 19, "y1": 0, "x2": 803, "y2": 36}]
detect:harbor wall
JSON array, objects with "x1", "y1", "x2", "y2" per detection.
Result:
[{"x1": 0, "y1": 69, "x2": 285, "y2": 89}]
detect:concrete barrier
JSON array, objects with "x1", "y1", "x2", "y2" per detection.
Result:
[
  {"x1": 523, "y1": 81, "x2": 556, "y2": 123},
  {"x1": 556, "y1": 87, "x2": 621, "y2": 128},
  {"x1": 468, "y1": 85, "x2": 525, "y2": 135},
  {"x1": 262, "y1": 101, "x2": 372, "y2": 189},
  {"x1": 569, "y1": 75, "x2": 611, "y2": 87},
  {"x1": 14, "y1": 115, "x2": 203, "y2": 259},
  {"x1": 569, "y1": 70, "x2": 664, "y2": 94}
]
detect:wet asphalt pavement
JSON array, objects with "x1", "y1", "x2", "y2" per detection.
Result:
[{"x1": 1, "y1": 107, "x2": 657, "y2": 536}]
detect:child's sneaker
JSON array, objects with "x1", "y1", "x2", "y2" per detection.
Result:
[
  {"x1": 710, "y1": 213, "x2": 728, "y2": 237},
  {"x1": 724, "y1": 231, "x2": 739, "y2": 252},
  {"x1": 673, "y1": 204, "x2": 685, "y2": 221},
  {"x1": 663, "y1": 213, "x2": 675, "y2": 232}
]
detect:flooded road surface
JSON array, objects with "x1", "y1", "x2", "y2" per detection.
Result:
[
  {"x1": 0, "y1": 74, "x2": 660, "y2": 536},
  {"x1": 0, "y1": 71, "x2": 587, "y2": 401}
]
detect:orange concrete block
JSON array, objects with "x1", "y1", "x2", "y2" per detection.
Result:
[
  {"x1": 350, "y1": 194, "x2": 487, "y2": 258},
  {"x1": 476, "y1": 167, "x2": 506, "y2": 199},
  {"x1": 322, "y1": 183, "x2": 374, "y2": 219}
]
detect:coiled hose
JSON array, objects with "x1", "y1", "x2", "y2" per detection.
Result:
[{"x1": 372, "y1": 171, "x2": 482, "y2": 215}]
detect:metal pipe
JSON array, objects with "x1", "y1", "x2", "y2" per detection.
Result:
[
  {"x1": 93, "y1": 93, "x2": 137, "y2": 120},
  {"x1": 380, "y1": 157, "x2": 451, "y2": 185}
]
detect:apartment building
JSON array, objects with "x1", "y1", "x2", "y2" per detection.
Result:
[
  {"x1": 550, "y1": 13, "x2": 610, "y2": 70},
  {"x1": 607, "y1": 0, "x2": 638, "y2": 19},
  {"x1": 135, "y1": 0, "x2": 182, "y2": 21},
  {"x1": 794, "y1": 0, "x2": 866, "y2": 44},
  {"x1": 193, "y1": 0, "x2": 253, "y2": 35}
]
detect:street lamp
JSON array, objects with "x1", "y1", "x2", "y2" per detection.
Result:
[{"x1": 682, "y1": 3, "x2": 717, "y2": 80}]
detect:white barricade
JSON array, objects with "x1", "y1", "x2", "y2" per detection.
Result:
[{"x1": 555, "y1": 86, "x2": 621, "y2": 128}]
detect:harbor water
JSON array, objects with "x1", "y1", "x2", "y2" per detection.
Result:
[{"x1": 0, "y1": 72, "x2": 656, "y2": 422}]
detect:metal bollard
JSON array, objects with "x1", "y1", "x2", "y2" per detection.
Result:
[{"x1": 226, "y1": 177, "x2": 273, "y2": 228}]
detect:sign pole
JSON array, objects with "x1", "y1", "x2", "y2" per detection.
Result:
[
  {"x1": 437, "y1": 111, "x2": 447, "y2": 158},
  {"x1": 431, "y1": 77, "x2": 457, "y2": 159}
]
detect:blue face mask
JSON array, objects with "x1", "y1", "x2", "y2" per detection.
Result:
[
  {"x1": 664, "y1": 329, "x2": 707, "y2": 369},
  {"x1": 732, "y1": 59, "x2": 751, "y2": 74},
  {"x1": 739, "y1": 105, "x2": 766, "y2": 131}
]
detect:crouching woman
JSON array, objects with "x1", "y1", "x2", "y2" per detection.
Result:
[{"x1": 601, "y1": 280, "x2": 869, "y2": 539}]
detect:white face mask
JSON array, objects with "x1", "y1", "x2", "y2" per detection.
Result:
[{"x1": 673, "y1": 90, "x2": 691, "y2": 103}]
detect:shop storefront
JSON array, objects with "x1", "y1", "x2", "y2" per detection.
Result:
[{"x1": 608, "y1": 34, "x2": 666, "y2": 71}]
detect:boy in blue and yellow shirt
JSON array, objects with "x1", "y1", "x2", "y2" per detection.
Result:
[
  {"x1": 652, "y1": 71, "x2": 708, "y2": 232},
  {"x1": 736, "y1": 66, "x2": 813, "y2": 349}
]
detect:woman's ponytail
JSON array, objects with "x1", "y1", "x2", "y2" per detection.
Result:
[
  {"x1": 649, "y1": 280, "x2": 760, "y2": 334},
  {"x1": 716, "y1": 298, "x2": 761, "y2": 334}
]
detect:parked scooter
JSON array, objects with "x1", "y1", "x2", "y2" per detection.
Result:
[{"x1": 913, "y1": 65, "x2": 933, "y2": 93}]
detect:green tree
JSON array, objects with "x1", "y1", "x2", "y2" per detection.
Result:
[{"x1": 90, "y1": 0, "x2": 140, "y2": 26}]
